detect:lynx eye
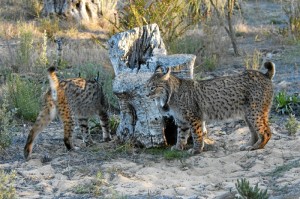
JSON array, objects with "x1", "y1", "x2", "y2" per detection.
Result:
[{"x1": 150, "y1": 86, "x2": 156, "y2": 91}]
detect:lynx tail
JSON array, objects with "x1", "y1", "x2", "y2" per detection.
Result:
[
  {"x1": 264, "y1": 61, "x2": 275, "y2": 79},
  {"x1": 47, "y1": 67, "x2": 59, "y2": 101}
]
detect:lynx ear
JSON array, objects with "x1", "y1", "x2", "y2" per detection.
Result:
[
  {"x1": 162, "y1": 68, "x2": 171, "y2": 80},
  {"x1": 154, "y1": 65, "x2": 162, "y2": 73}
]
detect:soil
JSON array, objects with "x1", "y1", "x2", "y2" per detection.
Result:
[{"x1": 1, "y1": 1, "x2": 300, "y2": 199}]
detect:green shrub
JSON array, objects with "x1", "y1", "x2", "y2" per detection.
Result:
[
  {"x1": 109, "y1": 114, "x2": 120, "y2": 134},
  {"x1": 274, "y1": 91, "x2": 300, "y2": 115},
  {"x1": 285, "y1": 114, "x2": 300, "y2": 135},
  {"x1": 0, "y1": 170, "x2": 16, "y2": 199},
  {"x1": 235, "y1": 178, "x2": 269, "y2": 199},
  {"x1": 168, "y1": 33, "x2": 204, "y2": 54},
  {"x1": 145, "y1": 147, "x2": 189, "y2": 160},
  {"x1": 7, "y1": 74, "x2": 42, "y2": 122},
  {"x1": 163, "y1": 150, "x2": 189, "y2": 160},
  {"x1": 201, "y1": 55, "x2": 218, "y2": 72},
  {"x1": 0, "y1": 88, "x2": 16, "y2": 150}
]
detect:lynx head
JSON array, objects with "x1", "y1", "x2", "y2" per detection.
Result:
[{"x1": 146, "y1": 67, "x2": 172, "y2": 110}]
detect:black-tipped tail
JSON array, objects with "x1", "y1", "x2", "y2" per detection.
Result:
[
  {"x1": 47, "y1": 66, "x2": 56, "y2": 73},
  {"x1": 264, "y1": 62, "x2": 275, "y2": 79}
]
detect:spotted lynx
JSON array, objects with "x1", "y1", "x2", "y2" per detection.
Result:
[
  {"x1": 24, "y1": 67, "x2": 111, "y2": 160},
  {"x1": 146, "y1": 62, "x2": 275, "y2": 154}
]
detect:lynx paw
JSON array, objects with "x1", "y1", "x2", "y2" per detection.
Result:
[
  {"x1": 24, "y1": 150, "x2": 31, "y2": 161},
  {"x1": 85, "y1": 139, "x2": 95, "y2": 146},
  {"x1": 187, "y1": 148, "x2": 201, "y2": 155},
  {"x1": 240, "y1": 145, "x2": 254, "y2": 151},
  {"x1": 171, "y1": 145, "x2": 182, "y2": 151},
  {"x1": 102, "y1": 137, "x2": 112, "y2": 142}
]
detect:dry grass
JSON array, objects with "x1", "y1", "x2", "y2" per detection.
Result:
[{"x1": 0, "y1": 0, "x2": 116, "y2": 74}]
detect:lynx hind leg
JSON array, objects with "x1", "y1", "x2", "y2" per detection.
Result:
[
  {"x1": 240, "y1": 111, "x2": 272, "y2": 151},
  {"x1": 99, "y1": 111, "x2": 111, "y2": 142},
  {"x1": 78, "y1": 118, "x2": 94, "y2": 146},
  {"x1": 24, "y1": 93, "x2": 56, "y2": 160},
  {"x1": 171, "y1": 123, "x2": 190, "y2": 151},
  {"x1": 59, "y1": 104, "x2": 76, "y2": 151},
  {"x1": 188, "y1": 119, "x2": 205, "y2": 155}
]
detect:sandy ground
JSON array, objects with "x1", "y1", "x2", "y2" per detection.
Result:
[
  {"x1": 1, "y1": 1, "x2": 300, "y2": 199},
  {"x1": 1, "y1": 115, "x2": 300, "y2": 199}
]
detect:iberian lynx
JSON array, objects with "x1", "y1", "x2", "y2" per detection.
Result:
[
  {"x1": 24, "y1": 67, "x2": 111, "y2": 160},
  {"x1": 146, "y1": 62, "x2": 275, "y2": 154}
]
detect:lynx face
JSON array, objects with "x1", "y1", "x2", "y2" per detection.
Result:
[
  {"x1": 24, "y1": 67, "x2": 112, "y2": 160},
  {"x1": 147, "y1": 74, "x2": 171, "y2": 109},
  {"x1": 146, "y1": 62, "x2": 275, "y2": 154}
]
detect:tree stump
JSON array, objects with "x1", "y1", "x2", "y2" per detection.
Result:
[
  {"x1": 42, "y1": 0, "x2": 101, "y2": 22},
  {"x1": 109, "y1": 24, "x2": 196, "y2": 148}
]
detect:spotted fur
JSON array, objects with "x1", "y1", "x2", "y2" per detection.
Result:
[
  {"x1": 146, "y1": 62, "x2": 275, "y2": 154},
  {"x1": 24, "y1": 67, "x2": 111, "y2": 160}
]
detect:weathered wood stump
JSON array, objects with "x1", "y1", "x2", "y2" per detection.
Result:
[
  {"x1": 109, "y1": 24, "x2": 196, "y2": 148},
  {"x1": 42, "y1": 0, "x2": 102, "y2": 22}
]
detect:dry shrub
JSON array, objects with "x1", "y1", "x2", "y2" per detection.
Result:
[
  {"x1": 0, "y1": 0, "x2": 42, "y2": 21},
  {"x1": 244, "y1": 48, "x2": 262, "y2": 70},
  {"x1": 61, "y1": 39, "x2": 111, "y2": 71},
  {"x1": 114, "y1": 0, "x2": 203, "y2": 44},
  {"x1": 38, "y1": 17, "x2": 60, "y2": 40},
  {"x1": 98, "y1": 0, "x2": 119, "y2": 30}
]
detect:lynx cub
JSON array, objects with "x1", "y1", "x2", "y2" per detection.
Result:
[
  {"x1": 24, "y1": 67, "x2": 111, "y2": 160},
  {"x1": 146, "y1": 62, "x2": 275, "y2": 154}
]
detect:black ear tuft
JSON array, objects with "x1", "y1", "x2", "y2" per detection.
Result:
[
  {"x1": 163, "y1": 67, "x2": 170, "y2": 74},
  {"x1": 154, "y1": 65, "x2": 162, "y2": 73},
  {"x1": 47, "y1": 66, "x2": 57, "y2": 73},
  {"x1": 154, "y1": 65, "x2": 169, "y2": 74}
]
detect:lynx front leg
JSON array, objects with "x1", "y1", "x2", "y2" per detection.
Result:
[
  {"x1": 171, "y1": 122, "x2": 190, "y2": 151},
  {"x1": 24, "y1": 93, "x2": 56, "y2": 160},
  {"x1": 78, "y1": 118, "x2": 94, "y2": 146},
  {"x1": 99, "y1": 110, "x2": 111, "y2": 142},
  {"x1": 188, "y1": 119, "x2": 204, "y2": 155}
]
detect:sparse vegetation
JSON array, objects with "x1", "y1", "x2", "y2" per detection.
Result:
[
  {"x1": 235, "y1": 178, "x2": 269, "y2": 199},
  {"x1": 1, "y1": 1, "x2": 300, "y2": 198},
  {"x1": 109, "y1": 114, "x2": 120, "y2": 134},
  {"x1": 74, "y1": 170, "x2": 107, "y2": 196},
  {"x1": 274, "y1": 91, "x2": 300, "y2": 115},
  {"x1": 163, "y1": 150, "x2": 190, "y2": 160},
  {"x1": 145, "y1": 147, "x2": 190, "y2": 160},
  {"x1": 0, "y1": 88, "x2": 16, "y2": 150},
  {"x1": 285, "y1": 114, "x2": 300, "y2": 135},
  {"x1": 269, "y1": 159, "x2": 300, "y2": 178},
  {"x1": 38, "y1": 17, "x2": 60, "y2": 40},
  {"x1": 0, "y1": 169, "x2": 16, "y2": 199},
  {"x1": 283, "y1": 0, "x2": 300, "y2": 40},
  {"x1": 7, "y1": 74, "x2": 43, "y2": 121},
  {"x1": 244, "y1": 49, "x2": 262, "y2": 70},
  {"x1": 35, "y1": 30, "x2": 49, "y2": 70},
  {"x1": 17, "y1": 24, "x2": 34, "y2": 72},
  {"x1": 113, "y1": 0, "x2": 203, "y2": 44}
]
